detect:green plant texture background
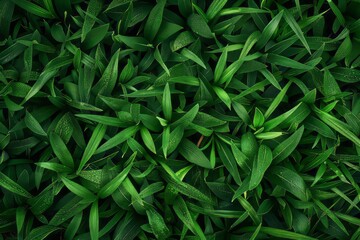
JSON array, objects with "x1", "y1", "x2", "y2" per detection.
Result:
[{"x1": 1, "y1": 0, "x2": 360, "y2": 239}]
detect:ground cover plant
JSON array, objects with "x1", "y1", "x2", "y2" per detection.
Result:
[{"x1": 0, "y1": 0, "x2": 360, "y2": 239}]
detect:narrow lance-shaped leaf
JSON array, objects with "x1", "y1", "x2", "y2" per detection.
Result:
[
  {"x1": 49, "y1": 132, "x2": 74, "y2": 169},
  {"x1": 60, "y1": 176, "x2": 97, "y2": 201},
  {"x1": 0, "y1": 172, "x2": 32, "y2": 198},
  {"x1": 273, "y1": 126, "x2": 304, "y2": 164},
  {"x1": 23, "y1": 55, "x2": 73, "y2": 103},
  {"x1": 181, "y1": 48, "x2": 207, "y2": 69},
  {"x1": 25, "y1": 111, "x2": 47, "y2": 136},
  {"x1": 253, "y1": 108, "x2": 265, "y2": 128},
  {"x1": 264, "y1": 80, "x2": 292, "y2": 119},
  {"x1": 283, "y1": 9, "x2": 311, "y2": 54},
  {"x1": 173, "y1": 196, "x2": 206, "y2": 240},
  {"x1": 314, "y1": 199, "x2": 349, "y2": 235},
  {"x1": 16, "y1": 207, "x2": 26, "y2": 233},
  {"x1": 268, "y1": 166, "x2": 307, "y2": 201},
  {"x1": 24, "y1": 226, "x2": 61, "y2": 240},
  {"x1": 315, "y1": 107, "x2": 360, "y2": 147},
  {"x1": 98, "y1": 153, "x2": 135, "y2": 198},
  {"x1": 256, "y1": 10, "x2": 284, "y2": 49},
  {"x1": 146, "y1": 207, "x2": 170, "y2": 239},
  {"x1": 140, "y1": 127, "x2": 157, "y2": 154},
  {"x1": 216, "y1": 141, "x2": 241, "y2": 185},
  {"x1": 213, "y1": 86, "x2": 232, "y2": 109},
  {"x1": 92, "y1": 49, "x2": 120, "y2": 97},
  {"x1": 12, "y1": 0, "x2": 54, "y2": 18},
  {"x1": 206, "y1": 0, "x2": 227, "y2": 20},
  {"x1": 249, "y1": 145, "x2": 273, "y2": 190},
  {"x1": 81, "y1": 0, "x2": 103, "y2": 42},
  {"x1": 77, "y1": 124, "x2": 107, "y2": 174},
  {"x1": 90, "y1": 201, "x2": 99, "y2": 240},
  {"x1": 162, "y1": 126, "x2": 170, "y2": 158},
  {"x1": 144, "y1": 0, "x2": 166, "y2": 41},
  {"x1": 154, "y1": 47, "x2": 170, "y2": 76},
  {"x1": 96, "y1": 125, "x2": 139, "y2": 154},
  {"x1": 178, "y1": 139, "x2": 212, "y2": 169},
  {"x1": 214, "y1": 48, "x2": 227, "y2": 83},
  {"x1": 187, "y1": 14, "x2": 213, "y2": 38},
  {"x1": 162, "y1": 83, "x2": 172, "y2": 121}
]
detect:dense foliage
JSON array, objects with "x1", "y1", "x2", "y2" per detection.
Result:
[{"x1": 1, "y1": 0, "x2": 360, "y2": 239}]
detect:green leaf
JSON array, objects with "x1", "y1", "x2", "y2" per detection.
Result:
[
  {"x1": 214, "y1": 47, "x2": 227, "y2": 83},
  {"x1": 168, "y1": 76, "x2": 200, "y2": 86},
  {"x1": 171, "y1": 104, "x2": 199, "y2": 128},
  {"x1": 146, "y1": 207, "x2": 170, "y2": 239},
  {"x1": 219, "y1": 7, "x2": 268, "y2": 16},
  {"x1": 167, "y1": 126, "x2": 184, "y2": 155},
  {"x1": 264, "y1": 81, "x2": 292, "y2": 119},
  {"x1": 332, "y1": 36, "x2": 352, "y2": 62},
  {"x1": 75, "y1": 114, "x2": 133, "y2": 127},
  {"x1": 162, "y1": 83, "x2": 172, "y2": 121},
  {"x1": 213, "y1": 86, "x2": 232, "y2": 109},
  {"x1": 25, "y1": 111, "x2": 47, "y2": 136},
  {"x1": 160, "y1": 161, "x2": 214, "y2": 204},
  {"x1": 64, "y1": 213, "x2": 83, "y2": 240},
  {"x1": 171, "y1": 31, "x2": 196, "y2": 51},
  {"x1": 206, "y1": 0, "x2": 227, "y2": 20},
  {"x1": 173, "y1": 196, "x2": 206, "y2": 240},
  {"x1": 162, "y1": 126, "x2": 170, "y2": 158},
  {"x1": 256, "y1": 10, "x2": 284, "y2": 49},
  {"x1": 25, "y1": 226, "x2": 61, "y2": 240},
  {"x1": 92, "y1": 49, "x2": 120, "y2": 97},
  {"x1": 36, "y1": 162, "x2": 73, "y2": 173},
  {"x1": 96, "y1": 125, "x2": 139, "y2": 154},
  {"x1": 82, "y1": 24, "x2": 109, "y2": 50},
  {"x1": 327, "y1": 0, "x2": 345, "y2": 26},
  {"x1": 114, "y1": 35, "x2": 150, "y2": 51},
  {"x1": 249, "y1": 145, "x2": 273, "y2": 190},
  {"x1": 268, "y1": 166, "x2": 307, "y2": 201},
  {"x1": 0, "y1": 0, "x2": 15, "y2": 38},
  {"x1": 216, "y1": 141, "x2": 241, "y2": 185},
  {"x1": 140, "y1": 127, "x2": 156, "y2": 154},
  {"x1": 315, "y1": 107, "x2": 360, "y2": 147},
  {"x1": 23, "y1": 55, "x2": 73, "y2": 103},
  {"x1": 0, "y1": 172, "x2": 32, "y2": 198},
  {"x1": 250, "y1": 223, "x2": 262, "y2": 240},
  {"x1": 181, "y1": 48, "x2": 206, "y2": 69},
  {"x1": 12, "y1": 0, "x2": 54, "y2": 18},
  {"x1": 323, "y1": 69, "x2": 341, "y2": 97},
  {"x1": 253, "y1": 108, "x2": 265, "y2": 128},
  {"x1": 331, "y1": 67, "x2": 360, "y2": 83},
  {"x1": 240, "y1": 226, "x2": 317, "y2": 240},
  {"x1": 255, "y1": 132, "x2": 284, "y2": 140},
  {"x1": 144, "y1": 0, "x2": 166, "y2": 41},
  {"x1": 273, "y1": 126, "x2": 304, "y2": 164},
  {"x1": 98, "y1": 153, "x2": 135, "y2": 198},
  {"x1": 263, "y1": 103, "x2": 301, "y2": 131},
  {"x1": 187, "y1": 14, "x2": 213, "y2": 38},
  {"x1": 179, "y1": 139, "x2": 212, "y2": 169},
  {"x1": 78, "y1": 124, "x2": 107, "y2": 173},
  {"x1": 283, "y1": 9, "x2": 311, "y2": 54},
  {"x1": 90, "y1": 201, "x2": 99, "y2": 240},
  {"x1": 81, "y1": 0, "x2": 103, "y2": 42},
  {"x1": 49, "y1": 197, "x2": 90, "y2": 226},
  {"x1": 267, "y1": 54, "x2": 313, "y2": 70},
  {"x1": 314, "y1": 199, "x2": 349, "y2": 235},
  {"x1": 16, "y1": 207, "x2": 26, "y2": 233},
  {"x1": 154, "y1": 47, "x2": 170, "y2": 76},
  {"x1": 60, "y1": 176, "x2": 97, "y2": 201},
  {"x1": 259, "y1": 68, "x2": 281, "y2": 90},
  {"x1": 49, "y1": 132, "x2": 74, "y2": 169}
]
